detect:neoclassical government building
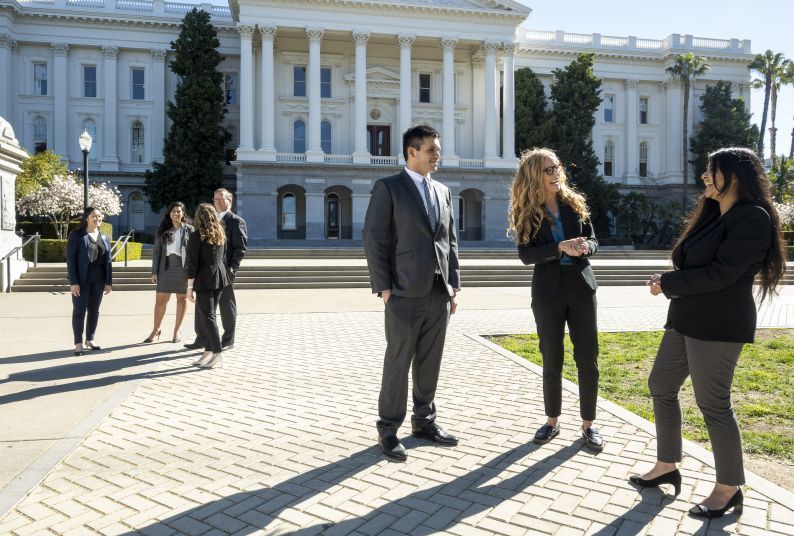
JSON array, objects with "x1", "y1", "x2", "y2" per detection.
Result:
[{"x1": 0, "y1": 0, "x2": 754, "y2": 243}]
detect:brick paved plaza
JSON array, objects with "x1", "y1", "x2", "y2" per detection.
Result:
[{"x1": 0, "y1": 287, "x2": 792, "y2": 535}]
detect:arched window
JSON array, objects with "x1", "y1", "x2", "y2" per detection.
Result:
[
  {"x1": 639, "y1": 141, "x2": 649, "y2": 177},
  {"x1": 293, "y1": 120, "x2": 305, "y2": 153},
  {"x1": 282, "y1": 192, "x2": 297, "y2": 230},
  {"x1": 33, "y1": 117, "x2": 47, "y2": 154},
  {"x1": 131, "y1": 121, "x2": 145, "y2": 163},
  {"x1": 604, "y1": 141, "x2": 615, "y2": 177},
  {"x1": 129, "y1": 192, "x2": 145, "y2": 231},
  {"x1": 321, "y1": 121, "x2": 331, "y2": 153}
]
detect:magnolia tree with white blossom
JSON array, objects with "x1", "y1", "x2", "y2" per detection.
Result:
[
  {"x1": 775, "y1": 202, "x2": 794, "y2": 231},
  {"x1": 17, "y1": 173, "x2": 123, "y2": 239}
]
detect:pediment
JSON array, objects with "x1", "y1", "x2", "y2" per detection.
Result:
[{"x1": 344, "y1": 66, "x2": 401, "y2": 84}]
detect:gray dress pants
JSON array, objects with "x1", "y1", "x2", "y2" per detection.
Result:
[
  {"x1": 377, "y1": 278, "x2": 450, "y2": 438},
  {"x1": 649, "y1": 329, "x2": 745, "y2": 485}
]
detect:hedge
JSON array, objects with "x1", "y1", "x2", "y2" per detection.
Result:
[
  {"x1": 18, "y1": 221, "x2": 113, "y2": 240},
  {"x1": 22, "y1": 239, "x2": 143, "y2": 262}
]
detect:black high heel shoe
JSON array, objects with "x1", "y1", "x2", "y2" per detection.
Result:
[
  {"x1": 143, "y1": 330, "x2": 161, "y2": 343},
  {"x1": 85, "y1": 341, "x2": 101, "y2": 350},
  {"x1": 629, "y1": 469, "x2": 682, "y2": 495},
  {"x1": 689, "y1": 488, "x2": 743, "y2": 518}
]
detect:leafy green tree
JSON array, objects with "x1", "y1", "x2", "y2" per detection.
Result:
[
  {"x1": 615, "y1": 192, "x2": 655, "y2": 245},
  {"x1": 769, "y1": 156, "x2": 794, "y2": 202},
  {"x1": 15, "y1": 150, "x2": 69, "y2": 200},
  {"x1": 514, "y1": 67, "x2": 551, "y2": 154},
  {"x1": 144, "y1": 8, "x2": 229, "y2": 212},
  {"x1": 547, "y1": 53, "x2": 619, "y2": 236},
  {"x1": 749, "y1": 50, "x2": 786, "y2": 157},
  {"x1": 690, "y1": 81, "x2": 759, "y2": 178},
  {"x1": 666, "y1": 52, "x2": 710, "y2": 210}
]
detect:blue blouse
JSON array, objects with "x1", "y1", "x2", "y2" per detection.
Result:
[{"x1": 548, "y1": 209, "x2": 573, "y2": 265}]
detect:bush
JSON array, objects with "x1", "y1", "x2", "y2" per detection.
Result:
[
  {"x1": 17, "y1": 220, "x2": 113, "y2": 240},
  {"x1": 23, "y1": 239, "x2": 67, "y2": 262},
  {"x1": 111, "y1": 241, "x2": 142, "y2": 262}
]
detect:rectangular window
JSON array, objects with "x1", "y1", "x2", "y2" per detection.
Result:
[
  {"x1": 132, "y1": 123, "x2": 145, "y2": 163},
  {"x1": 603, "y1": 95, "x2": 614, "y2": 123},
  {"x1": 224, "y1": 73, "x2": 238, "y2": 105},
  {"x1": 293, "y1": 66, "x2": 306, "y2": 97},
  {"x1": 419, "y1": 73, "x2": 431, "y2": 103},
  {"x1": 639, "y1": 142, "x2": 649, "y2": 177},
  {"x1": 131, "y1": 68, "x2": 145, "y2": 100},
  {"x1": 83, "y1": 65, "x2": 97, "y2": 98},
  {"x1": 320, "y1": 67, "x2": 331, "y2": 98},
  {"x1": 34, "y1": 63, "x2": 47, "y2": 96},
  {"x1": 639, "y1": 97, "x2": 649, "y2": 124}
]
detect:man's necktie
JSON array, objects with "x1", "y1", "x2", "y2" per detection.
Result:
[{"x1": 422, "y1": 178, "x2": 438, "y2": 231}]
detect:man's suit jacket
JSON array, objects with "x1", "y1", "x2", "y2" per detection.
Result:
[
  {"x1": 363, "y1": 170, "x2": 460, "y2": 298},
  {"x1": 66, "y1": 229, "x2": 113, "y2": 286},
  {"x1": 185, "y1": 230, "x2": 231, "y2": 291},
  {"x1": 151, "y1": 224, "x2": 194, "y2": 277},
  {"x1": 220, "y1": 212, "x2": 248, "y2": 272},
  {"x1": 516, "y1": 202, "x2": 598, "y2": 298},
  {"x1": 660, "y1": 201, "x2": 772, "y2": 343}
]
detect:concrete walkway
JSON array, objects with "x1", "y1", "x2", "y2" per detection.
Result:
[{"x1": 0, "y1": 286, "x2": 792, "y2": 535}]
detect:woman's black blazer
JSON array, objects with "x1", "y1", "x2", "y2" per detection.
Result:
[
  {"x1": 660, "y1": 201, "x2": 773, "y2": 343},
  {"x1": 66, "y1": 229, "x2": 113, "y2": 286},
  {"x1": 517, "y1": 202, "x2": 599, "y2": 298},
  {"x1": 185, "y1": 231, "x2": 230, "y2": 291}
]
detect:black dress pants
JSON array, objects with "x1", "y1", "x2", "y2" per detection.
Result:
[
  {"x1": 195, "y1": 288, "x2": 223, "y2": 353},
  {"x1": 72, "y1": 264, "x2": 107, "y2": 345},
  {"x1": 531, "y1": 266, "x2": 599, "y2": 421},
  {"x1": 193, "y1": 279, "x2": 236, "y2": 346}
]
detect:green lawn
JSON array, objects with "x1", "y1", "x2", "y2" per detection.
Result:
[{"x1": 490, "y1": 330, "x2": 794, "y2": 461}]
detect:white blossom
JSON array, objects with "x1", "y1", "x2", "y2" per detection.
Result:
[{"x1": 773, "y1": 202, "x2": 794, "y2": 230}]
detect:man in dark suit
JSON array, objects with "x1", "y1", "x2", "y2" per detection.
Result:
[
  {"x1": 363, "y1": 124, "x2": 461, "y2": 461},
  {"x1": 185, "y1": 188, "x2": 248, "y2": 350}
]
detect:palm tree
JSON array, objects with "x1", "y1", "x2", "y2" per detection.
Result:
[
  {"x1": 666, "y1": 52, "x2": 710, "y2": 209},
  {"x1": 768, "y1": 57, "x2": 793, "y2": 167},
  {"x1": 749, "y1": 50, "x2": 786, "y2": 156},
  {"x1": 786, "y1": 62, "x2": 794, "y2": 159}
]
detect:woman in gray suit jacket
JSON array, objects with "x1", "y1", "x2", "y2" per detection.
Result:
[
  {"x1": 631, "y1": 147, "x2": 787, "y2": 518},
  {"x1": 508, "y1": 148, "x2": 603, "y2": 451},
  {"x1": 144, "y1": 202, "x2": 194, "y2": 344}
]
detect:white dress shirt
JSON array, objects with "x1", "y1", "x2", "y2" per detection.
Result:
[
  {"x1": 404, "y1": 166, "x2": 440, "y2": 224},
  {"x1": 165, "y1": 227, "x2": 184, "y2": 257}
]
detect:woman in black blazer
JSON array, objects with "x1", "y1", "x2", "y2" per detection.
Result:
[
  {"x1": 185, "y1": 203, "x2": 230, "y2": 369},
  {"x1": 631, "y1": 147, "x2": 787, "y2": 518},
  {"x1": 144, "y1": 202, "x2": 194, "y2": 344},
  {"x1": 508, "y1": 148, "x2": 603, "y2": 451},
  {"x1": 66, "y1": 206, "x2": 113, "y2": 356}
]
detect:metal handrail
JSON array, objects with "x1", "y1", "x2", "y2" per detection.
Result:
[
  {"x1": 2, "y1": 233, "x2": 41, "y2": 292},
  {"x1": 110, "y1": 230, "x2": 135, "y2": 267}
]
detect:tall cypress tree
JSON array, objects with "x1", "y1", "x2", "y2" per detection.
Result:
[
  {"x1": 690, "y1": 81, "x2": 759, "y2": 178},
  {"x1": 548, "y1": 53, "x2": 619, "y2": 236},
  {"x1": 514, "y1": 67, "x2": 551, "y2": 155},
  {"x1": 144, "y1": 8, "x2": 229, "y2": 212}
]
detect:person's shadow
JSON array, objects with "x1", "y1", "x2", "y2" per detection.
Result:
[{"x1": 126, "y1": 441, "x2": 582, "y2": 535}]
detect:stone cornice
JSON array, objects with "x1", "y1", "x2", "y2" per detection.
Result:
[{"x1": 515, "y1": 45, "x2": 752, "y2": 66}]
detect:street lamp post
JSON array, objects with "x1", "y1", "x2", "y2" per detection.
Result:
[{"x1": 78, "y1": 129, "x2": 93, "y2": 209}]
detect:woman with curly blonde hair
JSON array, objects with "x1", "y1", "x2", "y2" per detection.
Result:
[
  {"x1": 185, "y1": 203, "x2": 230, "y2": 369},
  {"x1": 508, "y1": 147, "x2": 603, "y2": 450}
]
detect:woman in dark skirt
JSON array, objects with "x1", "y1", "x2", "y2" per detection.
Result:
[{"x1": 144, "y1": 202, "x2": 194, "y2": 343}]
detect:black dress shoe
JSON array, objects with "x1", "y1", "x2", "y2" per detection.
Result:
[
  {"x1": 629, "y1": 469, "x2": 681, "y2": 495},
  {"x1": 689, "y1": 488, "x2": 743, "y2": 518},
  {"x1": 378, "y1": 435, "x2": 407, "y2": 461},
  {"x1": 183, "y1": 341, "x2": 204, "y2": 350},
  {"x1": 533, "y1": 423, "x2": 560, "y2": 444},
  {"x1": 582, "y1": 426, "x2": 604, "y2": 451},
  {"x1": 411, "y1": 423, "x2": 458, "y2": 445}
]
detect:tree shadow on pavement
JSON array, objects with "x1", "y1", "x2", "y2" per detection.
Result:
[{"x1": 126, "y1": 441, "x2": 582, "y2": 535}]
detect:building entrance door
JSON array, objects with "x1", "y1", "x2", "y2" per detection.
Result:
[
  {"x1": 326, "y1": 193, "x2": 340, "y2": 239},
  {"x1": 367, "y1": 126, "x2": 391, "y2": 156}
]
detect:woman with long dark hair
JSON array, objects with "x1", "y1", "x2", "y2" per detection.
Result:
[
  {"x1": 631, "y1": 147, "x2": 787, "y2": 518},
  {"x1": 507, "y1": 148, "x2": 604, "y2": 451},
  {"x1": 185, "y1": 203, "x2": 230, "y2": 369},
  {"x1": 66, "y1": 206, "x2": 113, "y2": 355},
  {"x1": 144, "y1": 202, "x2": 194, "y2": 343}
]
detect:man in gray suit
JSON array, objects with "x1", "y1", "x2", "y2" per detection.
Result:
[{"x1": 363, "y1": 124, "x2": 461, "y2": 461}]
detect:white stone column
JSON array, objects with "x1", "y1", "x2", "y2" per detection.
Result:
[
  {"x1": 305, "y1": 27, "x2": 324, "y2": 163},
  {"x1": 625, "y1": 79, "x2": 639, "y2": 183},
  {"x1": 501, "y1": 43, "x2": 516, "y2": 162},
  {"x1": 51, "y1": 43, "x2": 69, "y2": 158},
  {"x1": 238, "y1": 24, "x2": 255, "y2": 152},
  {"x1": 398, "y1": 34, "x2": 415, "y2": 165},
  {"x1": 470, "y1": 51, "x2": 485, "y2": 159},
  {"x1": 663, "y1": 79, "x2": 682, "y2": 182},
  {"x1": 150, "y1": 49, "x2": 167, "y2": 163},
  {"x1": 352, "y1": 31, "x2": 370, "y2": 164},
  {"x1": 483, "y1": 41, "x2": 499, "y2": 164},
  {"x1": 101, "y1": 46, "x2": 119, "y2": 171},
  {"x1": 0, "y1": 34, "x2": 14, "y2": 120},
  {"x1": 441, "y1": 37, "x2": 459, "y2": 167},
  {"x1": 259, "y1": 25, "x2": 277, "y2": 160}
]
